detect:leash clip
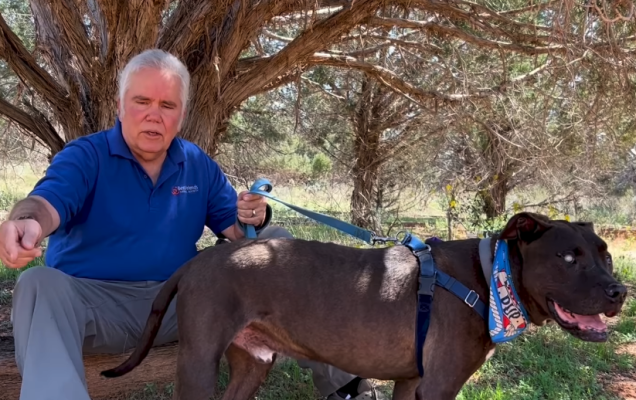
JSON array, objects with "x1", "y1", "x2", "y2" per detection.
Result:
[{"x1": 371, "y1": 234, "x2": 399, "y2": 246}]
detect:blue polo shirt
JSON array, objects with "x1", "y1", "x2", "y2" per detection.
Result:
[{"x1": 29, "y1": 118, "x2": 238, "y2": 282}]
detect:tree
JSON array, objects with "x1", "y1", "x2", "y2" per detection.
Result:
[{"x1": 0, "y1": 0, "x2": 634, "y2": 163}]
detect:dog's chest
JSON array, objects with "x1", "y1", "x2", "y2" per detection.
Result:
[{"x1": 232, "y1": 326, "x2": 279, "y2": 363}]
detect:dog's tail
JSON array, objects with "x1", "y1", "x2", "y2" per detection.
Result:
[{"x1": 100, "y1": 264, "x2": 186, "y2": 378}]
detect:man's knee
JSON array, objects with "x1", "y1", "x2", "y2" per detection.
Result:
[
  {"x1": 257, "y1": 225, "x2": 294, "y2": 239},
  {"x1": 12, "y1": 267, "x2": 74, "y2": 316},
  {"x1": 15, "y1": 266, "x2": 71, "y2": 295}
]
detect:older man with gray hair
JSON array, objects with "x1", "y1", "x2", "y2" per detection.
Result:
[{"x1": 0, "y1": 49, "x2": 383, "y2": 400}]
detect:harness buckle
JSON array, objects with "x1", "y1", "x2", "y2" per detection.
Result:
[
  {"x1": 464, "y1": 290, "x2": 479, "y2": 308},
  {"x1": 418, "y1": 274, "x2": 436, "y2": 296}
]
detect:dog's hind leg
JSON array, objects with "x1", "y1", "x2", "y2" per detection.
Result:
[
  {"x1": 220, "y1": 343, "x2": 276, "y2": 400},
  {"x1": 173, "y1": 341, "x2": 224, "y2": 400},
  {"x1": 392, "y1": 378, "x2": 420, "y2": 400}
]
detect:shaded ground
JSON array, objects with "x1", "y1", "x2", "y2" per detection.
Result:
[{"x1": 0, "y1": 281, "x2": 12, "y2": 338}]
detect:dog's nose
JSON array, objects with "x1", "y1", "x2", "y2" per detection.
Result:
[{"x1": 605, "y1": 283, "x2": 627, "y2": 302}]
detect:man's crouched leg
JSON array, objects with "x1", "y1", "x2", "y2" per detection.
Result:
[
  {"x1": 11, "y1": 266, "x2": 178, "y2": 400},
  {"x1": 253, "y1": 226, "x2": 384, "y2": 400},
  {"x1": 12, "y1": 266, "x2": 94, "y2": 400}
]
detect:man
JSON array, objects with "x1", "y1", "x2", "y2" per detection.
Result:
[{"x1": 0, "y1": 49, "x2": 383, "y2": 400}]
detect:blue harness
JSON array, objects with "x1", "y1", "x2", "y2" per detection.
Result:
[{"x1": 241, "y1": 179, "x2": 492, "y2": 377}]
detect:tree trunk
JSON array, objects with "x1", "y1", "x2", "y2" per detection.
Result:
[
  {"x1": 479, "y1": 178, "x2": 507, "y2": 219},
  {"x1": 477, "y1": 122, "x2": 514, "y2": 220},
  {"x1": 350, "y1": 75, "x2": 382, "y2": 232}
]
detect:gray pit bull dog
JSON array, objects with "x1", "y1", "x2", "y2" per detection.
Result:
[{"x1": 101, "y1": 212, "x2": 627, "y2": 400}]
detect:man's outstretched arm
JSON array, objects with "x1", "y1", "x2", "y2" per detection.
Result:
[{"x1": 8, "y1": 195, "x2": 60, "y2": 239}]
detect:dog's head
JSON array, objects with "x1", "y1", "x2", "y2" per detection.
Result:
[{"x1": 499, "y1": 212, "x2": 627, "y2": 342}]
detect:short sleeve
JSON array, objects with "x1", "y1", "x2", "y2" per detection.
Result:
[
  {"x1": 205, "y1": 157, "x2": 238, "y2": 235},
  {"x1": 29, "y1": 138, "x2": 99, "y2": 230}
]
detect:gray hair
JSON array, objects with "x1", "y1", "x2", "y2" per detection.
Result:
[{"x1": 118, "y1": 49, "x2": 191, "y2": 117}]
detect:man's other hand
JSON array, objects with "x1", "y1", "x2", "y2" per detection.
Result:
[{"x1": 0, "y1": 219, "x2": 43, "y2": 269}]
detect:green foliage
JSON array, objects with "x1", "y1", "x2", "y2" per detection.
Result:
[{"x1": 310, "y1": 152, "x2": 331, "y2": 178}]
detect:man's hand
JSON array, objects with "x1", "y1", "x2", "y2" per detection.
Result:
[
  {"x1": 0, "y1": 219, "x2": 43, "y2": 269},
  {"x1": 236, "y1": 191, "x2": 268, "y2": 227}
]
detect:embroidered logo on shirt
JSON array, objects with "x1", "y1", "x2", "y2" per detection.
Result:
[{"x1": 172, "y1": 185, "x2": 199, "y2": 195}]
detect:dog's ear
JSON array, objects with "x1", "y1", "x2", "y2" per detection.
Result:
[
  {"x1": 574, "y1": 221, "x2": 595, "y2": 232},
  {"x1": 500, "y1": 212, "x2": 551, "y2": 242}
]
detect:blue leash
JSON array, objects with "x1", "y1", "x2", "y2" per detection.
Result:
[
  {"x1": 243, "y1": 178, "x2": 375, "y2": 243},
  {"x1": 242, "y1": 178, "x2": 488, "y2": 377}
]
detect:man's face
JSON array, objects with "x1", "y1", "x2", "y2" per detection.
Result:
[{"x1": 118, "y1": 67, "x2": 185, "y2": 163}]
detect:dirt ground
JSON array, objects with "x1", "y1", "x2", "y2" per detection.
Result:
[
  {"x1": 0, "y1": 281, "x2": 12, "y2": 338},
  {"x1": 603, "y1": 343, "x2": 636, "y2": 400}
]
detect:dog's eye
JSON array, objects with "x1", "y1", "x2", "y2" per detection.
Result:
[{"x1": 558, "y1": 252, "x2": 576, "y2": 264}]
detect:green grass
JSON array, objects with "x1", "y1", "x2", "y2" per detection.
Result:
[{"x1": 457, "y1": 325, "x2": 635, "y2": 400}]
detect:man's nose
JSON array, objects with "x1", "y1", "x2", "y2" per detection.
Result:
[{"x1": 146, "y1": 105, "x2": 162, "y2": 121}]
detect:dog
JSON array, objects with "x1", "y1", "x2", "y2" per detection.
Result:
[{"x1": 101, "y1": 212, "x2": 627, "y2": 400}]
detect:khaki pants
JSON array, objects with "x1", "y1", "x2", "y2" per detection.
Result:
[{"x1": 11, "y1": 226, "x2": 357, "y2": 400}]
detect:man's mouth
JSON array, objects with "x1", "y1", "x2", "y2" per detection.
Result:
[
  {"x1": 547, "y1": 298, "x2": 610, "y2": 342},
  {"x1": 143, "y1": 130, "x2": 162, "y2": 138}
]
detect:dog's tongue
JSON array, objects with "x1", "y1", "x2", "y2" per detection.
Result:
[{"x1": 554, "y1": 303, "x2": 607, "y2": 331}]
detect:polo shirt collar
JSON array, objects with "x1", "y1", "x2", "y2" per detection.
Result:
[{"x1": 106, "y1": 118, "x2": 186, "y2": 164}]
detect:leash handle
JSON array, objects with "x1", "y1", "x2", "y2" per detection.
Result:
[
  {"x1": 243, "y1": 178, "x2": 375, "y2": 243},
  {"x1": 243, "y1": 178, "x2": 273, "y2": 239}
]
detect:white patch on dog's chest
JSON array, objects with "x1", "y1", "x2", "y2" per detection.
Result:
[
  {"x1": 232, "y1": 326, "x2": 277, "y2": 363},
  {"x1": 485, "y1": 348, "x2": 496, "y2": 361}
]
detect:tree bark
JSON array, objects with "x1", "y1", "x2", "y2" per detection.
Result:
[
  {"x1": 350, "y1": 75, "x2": 382, "y2": 232},
  {"x1": 477, "y1": 122, "x2": 515, "y2": 219},
  {"x1": 479, "y1": 178, "x2": 508, "y2": 219}
]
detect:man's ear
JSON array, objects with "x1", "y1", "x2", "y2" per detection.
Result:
[{"x1": 500, "y1": 212, "x2": 552, "y2": 242}]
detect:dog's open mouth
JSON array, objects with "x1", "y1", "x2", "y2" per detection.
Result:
[{"x1": 547, "y1": 299, "x2": 608, "y2": 342}]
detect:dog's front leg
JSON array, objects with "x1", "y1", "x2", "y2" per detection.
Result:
[
  {"x1": 220, "y1": 344, "x2": 277, "y2": 400},
  {"x1": 392, "y1": 378, "x2": 420, "y2": 400}
]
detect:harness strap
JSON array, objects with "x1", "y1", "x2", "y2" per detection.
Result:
[
  {"x1": 478, "y1": 237, "x2": 494, "y2": 288},
  {"x1": 435, "y1": 270, "x2": 489, "y2": 320},
  {"x1": 401, "y1": 233, "x2": 489, "y2": 377},
  {"x1": 408, "y1": 242, "x2": 435, "y2": 378}
]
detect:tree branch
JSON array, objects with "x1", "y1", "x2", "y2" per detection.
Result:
[
  {"x1": 0, "y1": 12, "x2": 70, "y2": 112},
  {"x1": 365, "y1": 16, "x2": 567, "y2": 56},
  {"x1": 0, "y1": 96, "x2": 65, "y2": 154},
  {"x1": 224, "y1": 0, "x2": 383, "y2": 106},
  {"x1": 43, "y1": 0, "x2": 95, "y2": 76},
  {"x1": 306, "y1": 53, "x2": 491, "y2": 104}
]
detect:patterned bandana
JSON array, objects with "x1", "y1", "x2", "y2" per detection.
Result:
[{"x1": 488, "y1": 239, "x2": 530, "y2": 343}]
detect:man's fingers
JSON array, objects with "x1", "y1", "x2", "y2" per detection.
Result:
[
  {"x1": 237, "y1": 207, "x2": 266, "y2": 225},
  {"x1": 20, "y1": 220, "x2": 42, "y2": 249},
  {"x1": 0, "y1": 243, "x2": 40, "y2": 267},
  {"x1": 1, "y1": 242, "x2": 19, "y2": 264},
  {"x1": 3, "y1": 257, "x2": 29, "y2": 269}
]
